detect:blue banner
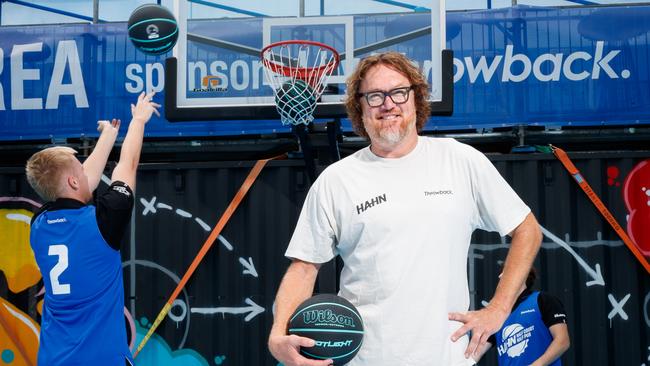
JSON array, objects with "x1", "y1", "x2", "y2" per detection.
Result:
[
  {"x1": 1, "y1": 5, "x2": 649, "y2": 141},
  {"x1": 443, "y1": 5, "x2": 650, "y2": 130}
]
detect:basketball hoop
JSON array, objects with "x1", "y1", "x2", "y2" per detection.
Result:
[{"x1": 261, "y1": 40, "x2": 340, "y2": 126}]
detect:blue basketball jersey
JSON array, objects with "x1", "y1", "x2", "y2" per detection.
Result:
[
  {"x1": 495, "y1": 292, "x2": 560, "y2": 366},
  {"x1": 30, "y1": 205, "x2": 133, "y2": 366}
]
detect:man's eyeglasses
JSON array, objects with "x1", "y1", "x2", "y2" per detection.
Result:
[{"x1": 358, "y1": 86, "x2": 413, "y2": 107}]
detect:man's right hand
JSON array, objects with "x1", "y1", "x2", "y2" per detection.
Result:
[
  {"x1": 130, "y1": 91, "x2": 160, "y2": 123},
  {"x1": 268, "y1": 334, "x2": 333, "y2": 366}
]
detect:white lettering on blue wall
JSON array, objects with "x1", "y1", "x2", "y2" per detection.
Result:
[
  {"x1": 125, "y1": 62, "x2": 164, "y2": 94},
  {"x1": 11, "y1": 42, "x2": 42, "y2": 110},
  {"x1": 450, "y1": 41, "x2": 627, "y2": 84},
  {"x1": 46, "y1": 40, "x2": 88, "y2": 109},
  {"x1": 209, "y1": 60, "x2": 229, "y2": 89},
  {"x1": 0, "y1": 39, "x2": 630, "y2": 112},
  {"x1": 125, "y1": 64, "x2": 144, "y2": 93},
  {"x1": 187, "y1": 60, "x2": 267, "y2": 92},
  {"x1": 6, "y1": 41, "x2": 88, "y2": 111},
  {"x1": 146, "y1": 63, "x2": 165, "y2": 93}
]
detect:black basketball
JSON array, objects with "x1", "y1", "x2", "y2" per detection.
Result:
[
  {"x1": 127, "y1": 4, "x2": 178, "y2": 55},
  {"x1": 274, "y1": 79, "x2": 316, "y2": 124},
  {"x1": 288, "y1": 294, "x2": 364, "y2": 365}
]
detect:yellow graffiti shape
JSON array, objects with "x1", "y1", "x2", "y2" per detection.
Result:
[
  {"x1": 0, "y1": 297, "x2": 40, "y2": 366},
  {"x1": 0, "y1": 209, "x2": 42, "y2": 293}
]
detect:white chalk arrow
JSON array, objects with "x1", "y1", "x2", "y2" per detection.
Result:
[
  {"x1": 191, "y1": 298, "x2": 265, "y2": 322},
  {"x1": 239, "y1": 257, "x2": 258, "y2": 278},
  {"x1": 540, "y1": 226, "x2": 605, "y2": 287}
]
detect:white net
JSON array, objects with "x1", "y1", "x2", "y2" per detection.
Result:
[{"x1": 262, "y1": 41, "x2": 339, "y2": 125}]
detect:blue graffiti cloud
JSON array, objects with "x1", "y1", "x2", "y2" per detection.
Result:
[
  {"x1": 133, "y1": 321, "x2": 210, "y2": 366},
  {"x1": 2, "y1": 349, "x2": 15, "y2": 363}
]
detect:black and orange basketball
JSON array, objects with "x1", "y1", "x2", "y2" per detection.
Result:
[
  {"x1": 127, "y1": 4, "x2": 178, "y2": 55},
  {"x1": 288, "y1": 294, "x2": 364, "y2": 365}
]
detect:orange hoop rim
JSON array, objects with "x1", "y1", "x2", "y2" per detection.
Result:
[{"x1": 260, "y1": 40, "x2": 340, "y2": 80}]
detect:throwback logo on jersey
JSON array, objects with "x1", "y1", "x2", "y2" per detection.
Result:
[
  {"x1": 46, "y1": 217, "x2": 67, "y2": 224},
  {"x1": 497, "y1": 323, "x2": 534, "y2": 358},
  {"x1": 356, "y1": 193, "x2": 387, "y2": 214},
  {"x1": 112, "y1": 185, "x2": 131, "y2": 197},
  {"x1": 423, "y1": 190, "x2": 453, "y2": 197}
]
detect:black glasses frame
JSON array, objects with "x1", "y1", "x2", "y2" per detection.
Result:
[{"x1": 357, "y1": 86, "x2": 413, "y2": 107}]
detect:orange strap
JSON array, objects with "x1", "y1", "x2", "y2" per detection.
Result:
[
  {"x1": 551, "y1": 145, "x2": 650, "y2": 274},
  {"x1": 134, "y1": 158, "x2": 271, "y2": 357}
]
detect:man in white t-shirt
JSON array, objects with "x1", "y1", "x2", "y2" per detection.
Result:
[{"x1": 268, "y1": 52, "x2": 542, "y2": 366}]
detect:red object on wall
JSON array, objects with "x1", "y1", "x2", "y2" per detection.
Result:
[{"x1": 623, "y1": 159, "x2": 650, "y2": 256}]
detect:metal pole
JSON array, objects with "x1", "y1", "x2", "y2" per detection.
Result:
[
  {"x1": 299, "y1": 0, "x2": 305, "y2": 17},
  {"x1": 320, "y1": 0, "x2": 324, "y2": 15},
  {"x1": 93, "y1": 0, "x2": 98, "y2": 23}
]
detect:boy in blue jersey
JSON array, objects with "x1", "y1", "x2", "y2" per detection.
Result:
[
  {"x1": 26, "y1": 92, "x2": 159, "y2": 366},
  {"x1": 474, "y1": 268, "x2": 570, "y2": 366}
]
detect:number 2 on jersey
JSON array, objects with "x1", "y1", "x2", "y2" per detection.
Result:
[{"x1": 48, "y1": 244, "x2": 71, "y2": 295}]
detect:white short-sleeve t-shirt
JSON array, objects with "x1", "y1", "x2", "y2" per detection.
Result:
[{"x1": 286, "y1": 136, "x2": 530, "y2": 366}]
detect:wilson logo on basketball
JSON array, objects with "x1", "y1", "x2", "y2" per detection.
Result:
[
  {"x1": 303, "y1": 309, "x2": 355, "y2": 327},
  {"x1": 193, "y1": 75, "x2": 227, "y2": 92}
]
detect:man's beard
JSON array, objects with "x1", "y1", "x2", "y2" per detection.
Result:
[{"x1": 370, "y1": 118, "x2": 414, "y2": 146}]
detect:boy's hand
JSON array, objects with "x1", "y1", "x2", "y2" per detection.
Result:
[
  {"x1": 131, "y1": 91, "x2": 161, "y2": 123},
  {"x1": 97, "y1": 119, "x2": 121, "y2": 135}
]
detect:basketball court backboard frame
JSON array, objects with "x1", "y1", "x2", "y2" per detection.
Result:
[{"x1": 165, "y1": 0, "x2": 453, "y2": 122}]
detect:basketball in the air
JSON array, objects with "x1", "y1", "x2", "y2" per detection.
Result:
[
  {"x1": 128, "y1": 4, "x2": 178, "y2": 55},
  {"x1": 274, "y1": 79, "x2": 317, "y2": 124},
  {"x1": 288, "y1": 294, "x2": 364, "y2": 365}
]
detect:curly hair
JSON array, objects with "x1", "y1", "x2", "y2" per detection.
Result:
[
  {"x1": 345, "y1": 52, "x2": 431, "y2": 139},
  {"x1": 25, "y1": 146, "x2": 77, "y2": 202}
]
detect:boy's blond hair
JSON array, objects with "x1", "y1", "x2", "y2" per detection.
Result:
[{"x1": 25, "y1": 147, "x2": 77, "y2": 202}]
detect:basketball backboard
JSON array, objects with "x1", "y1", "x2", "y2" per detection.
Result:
[{"x1": 166, "y1": 0, "x2": 452, "y2": 121}]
